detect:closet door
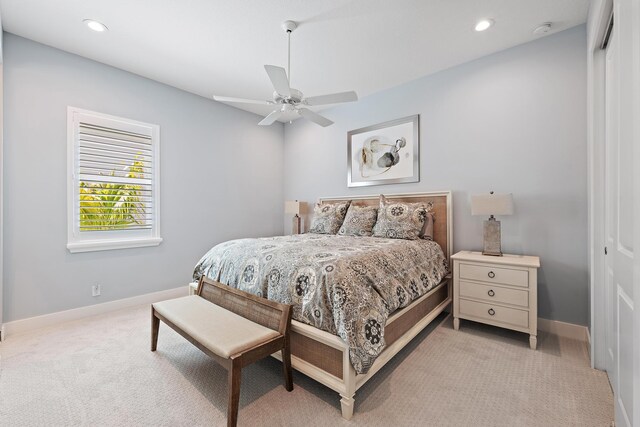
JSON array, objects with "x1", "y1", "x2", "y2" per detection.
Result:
[{"x1": 604, "y1": 9, "x2": 635, "y2": 426}]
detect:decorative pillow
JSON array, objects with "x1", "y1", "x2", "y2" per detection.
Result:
[
  {"x1": 338, "y1": 205, "x2": 378, "y2": 237},
  {"x1": 372, "y1": 195, "x2": 427, "y2": 240},
  {"x1": 309, "y1": 201, "x2": 351, "y2": 234}
]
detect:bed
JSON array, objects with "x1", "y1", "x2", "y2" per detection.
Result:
[{"x1": 192, "y1": 192, "x2": 452, "y2": 419}]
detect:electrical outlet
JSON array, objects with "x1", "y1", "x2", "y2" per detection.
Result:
[{"x1": 92, "y1": 284, "x2": 101, "y2": 297}]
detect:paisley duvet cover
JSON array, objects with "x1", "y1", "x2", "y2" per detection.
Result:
[{"x1": 193, "y1": 234, "x2": 448, "y2": 374}]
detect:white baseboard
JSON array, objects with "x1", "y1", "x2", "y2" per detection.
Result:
[
  {"x1": 2, "y1": 286, "x2": 187, "y2": 339},
  {"x1": 538, "y1": 317, "x2": 590, "y2": 344},
  {"x1": 2, "y1": 292, "x2": 591, "y2": 345}
]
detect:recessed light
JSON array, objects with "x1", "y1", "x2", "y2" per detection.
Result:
[
  {"x1": 83, "y1": 19, "x2": 108, "y2": 32},
  {"x1": 475, "y1": 19, "x2": 494, "y2": 32}
]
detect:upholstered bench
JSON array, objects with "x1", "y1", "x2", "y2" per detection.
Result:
[{"x1": 151, "y1": 277, "x2": 293, "y2": 427}]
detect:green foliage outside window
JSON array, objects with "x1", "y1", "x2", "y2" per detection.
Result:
[{"x1": 79, "y1": 159, "x2": 147, "y2": 231}]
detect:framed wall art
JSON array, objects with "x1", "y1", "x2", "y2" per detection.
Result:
[{"x1": 347, "y1": 115, "x2": 419, "y2": 187}]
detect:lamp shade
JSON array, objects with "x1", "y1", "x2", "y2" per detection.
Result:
[
  {"x1": 471, "y1": 193, "x2": 514, "y2": 216},
  {"x1": 285, "y1": 200, "x2": 302, "y2": 215}
]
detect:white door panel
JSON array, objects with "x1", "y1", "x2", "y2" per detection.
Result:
[
  {"x1": 606, "y1": 267, "x2": 616, "y2": 366},
  {"x1": 617, "y1": 289, "x2": 634, "y2": 426},
  {"x1": 604, "y1": 16, "x2": 618, "y2": 389},
  {"x1": 604, "y1": 5, "x2": 635, "y2": 426}
]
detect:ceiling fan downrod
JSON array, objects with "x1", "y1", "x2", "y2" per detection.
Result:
[
  {"x1": 281, "y1": 20, "x2": 297, "y2": 86},
  {"x1": 288, "y1": 29, "x2": 291, "y2": 86}
]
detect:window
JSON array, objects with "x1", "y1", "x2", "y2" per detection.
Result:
[{"x1": 67, "y1": 107, "x2": 161, "y2": 252}]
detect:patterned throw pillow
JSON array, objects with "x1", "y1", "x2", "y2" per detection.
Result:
[
  {"x1": 309, "y1": 201, "x2": 351, "y2": 234},
  {"x1": 338, "y1": 205, "x2": 378, "y2": 237},
  {"x1": 372, "y1": 195, "x2": 427, "y2": 240}
]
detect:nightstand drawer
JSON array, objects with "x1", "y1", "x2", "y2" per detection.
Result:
[
  {"x1": 459, "y1": 280, "x2": 529, "y2": 307},
  {"x1": 459, "y1": 299, "x2": 529, "y2": 328},
  {"x1": 459, "y1": 263, "x2": 528, "y2": 287}
]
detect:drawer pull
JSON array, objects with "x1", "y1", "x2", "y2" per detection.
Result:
[
  {"x1": 488, "y1": 271, "x2": 495, "y2": 279},
  {"x1": 488, "y1": 289, "x2": 495, "y2": 297},
  {"x1": 488, "y1": 308, "x2": 495, "y2": 316}
]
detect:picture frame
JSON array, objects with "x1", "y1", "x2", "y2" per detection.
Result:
[{"x1": 347, "y1": 115, "x2": 419, "y2": 187}]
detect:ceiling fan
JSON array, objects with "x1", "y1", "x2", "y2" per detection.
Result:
[{"x1": 213, "y1": 20, "x2": 358, "y2": 127}]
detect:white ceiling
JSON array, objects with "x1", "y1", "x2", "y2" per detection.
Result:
[{"x1": 0, "y1": 0, "x2": 589, "y2": 123}]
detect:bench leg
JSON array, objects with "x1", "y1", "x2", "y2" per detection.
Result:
[
  {"x1": 151, "y1": 307, "x2": 160, "y2": 352},
  {"x1": 281, "y1": 342, "x2": 293, "y2": 391},
  {"x1": 227, "y1": 359, "x2": 241, "y2": 427}
]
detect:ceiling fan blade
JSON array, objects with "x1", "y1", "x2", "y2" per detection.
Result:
[
  {"x1": 258, "y1": 110, "x2": 285, "y2": 126},
  {"x1": 304, "y1": 91, "x2": 358, "y2": 106},
  {"x1": 264, "y1": 65, "x2": 291, "y2": 97},
  {"x1": 213, "y1": 95, "x2": 272, "y2": 105},
  {"x1": 298, "y1": 108, "x2": 334, "y2": 127}
]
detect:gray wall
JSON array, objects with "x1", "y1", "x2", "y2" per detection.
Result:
[
  {"x1": 3, "y1": 34, "x2": 284, "y2": 322},
  {"x1": 284, "y1": 26, "x2": 588, "y2": 325}
]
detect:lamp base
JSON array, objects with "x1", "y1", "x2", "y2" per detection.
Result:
[
  {"x1": 482, "y1": 217, "x2": 503, "y2": 256},
  {"x1": 292, "y1": 214, "x2": 301, "y2": 235}
]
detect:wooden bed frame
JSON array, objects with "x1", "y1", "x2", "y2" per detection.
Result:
[
  {"x1": 189, "y1": 192, "x2": 452, "y2": 420},
  {"x1": 272, "y1": 191, "x2": 453, "y2": 420}
]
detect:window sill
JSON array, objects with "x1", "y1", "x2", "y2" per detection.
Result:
[{"x1": 67, "y1": 237, "x2": 163, "y2": 253}]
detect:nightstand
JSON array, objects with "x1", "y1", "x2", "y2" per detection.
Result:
[{"x1": 451, "y1": 251, "x2": 541, "y2": 349}]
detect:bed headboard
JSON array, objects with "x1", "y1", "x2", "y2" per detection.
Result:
[{"x1": 318, "y1": 192, "x2": 453, "y2": 266}]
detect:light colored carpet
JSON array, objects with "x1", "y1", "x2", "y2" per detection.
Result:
[{"x1": 0, "y1": 305, "x2": 613, "y2": 426}]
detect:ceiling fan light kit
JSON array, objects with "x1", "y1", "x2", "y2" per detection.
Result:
[{"x1": 213, "y1": 20, "x2": 358, "y2": 127}]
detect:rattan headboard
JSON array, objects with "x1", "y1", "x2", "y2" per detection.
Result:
[{"x1": 318, "y1": 192, "x2": 453, "y2": 265}]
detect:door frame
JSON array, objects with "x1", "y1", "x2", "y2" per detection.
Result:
[
  {"x1": 0, "y1": 19, "x2": 4, "y2": 341},
  {"x1": 587, "y1": 0, "x2": 612, "y2": 371},
  {"x1": 632, "y1": 0, "x2": 640, "y2": 424}
]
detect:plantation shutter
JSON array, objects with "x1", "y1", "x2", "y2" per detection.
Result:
[
  {"x1": 68, "y1": 107, "x2": 161, "y2": 253},
  {"x1": 77, "y1": 123, "x2": 153, "y2": 231}
]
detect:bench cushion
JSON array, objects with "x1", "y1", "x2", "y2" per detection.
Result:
[{"x1": 153, "y1": 295, "x2": 280, "y2": 358}]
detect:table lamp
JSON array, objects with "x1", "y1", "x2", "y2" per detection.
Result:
[
  {"x1": 285, "y1": 200, "x2": 303, "y2": 234},
  {"x1": 471, "y1": 192, "x2": 514, "y2": 256}
]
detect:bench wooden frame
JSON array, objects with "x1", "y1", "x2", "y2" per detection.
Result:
[{"x1": 152, "y1": 277, "x2": 293, "y2": 427}]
